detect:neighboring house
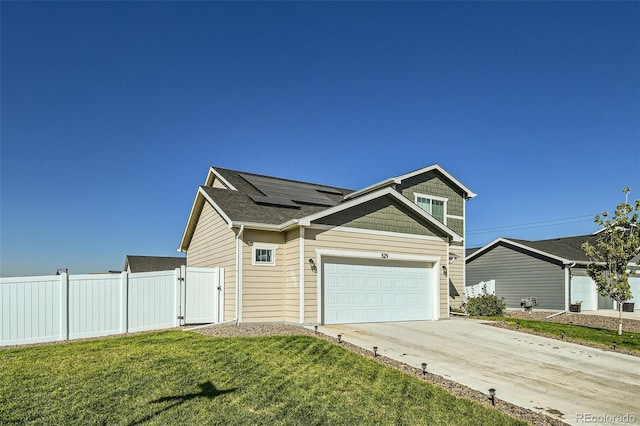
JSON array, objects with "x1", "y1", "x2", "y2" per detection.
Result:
[
  {"x1": 466, "y1": 234, "x2": 640, "y2": 311},
  {"x1": 124, "y1": 255, "x2": 186, "y2": 273},
  {"x1": 179, "y1": 164, "x2": 476, "y2": 325}
]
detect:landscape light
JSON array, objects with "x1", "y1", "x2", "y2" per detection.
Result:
[
  {"x1": 421, "y1": 362, "x2": 427, "y2": 377},
  {"x1": 337, "y1": 334, "x2": 342, "y2": 344},
  {"x1": 561, "y1": 331, "x2": 565, "y2": 340},
  {"x1": 612, "y1": 342, "x2": 617, "y2": 351},
  {"x1": 373, "y1": 346, "x2": 378, "y2": 357},
  {"x1": 489, "y1": 388, "x2": 496, "y2": 406},
  {"x1": 516, "y1": 323, "x2": 520, "y2": 330},
  {"x1": 314, "y1": 325, "x2": 318, "y2": 335}
]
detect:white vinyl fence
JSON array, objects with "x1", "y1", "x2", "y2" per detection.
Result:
[
  {"x1": 0, "y1": 266, "x2": 223, "y2": 347},
  {"x1": 464, "y1": 280, "x2": 496, "y2": 299}
]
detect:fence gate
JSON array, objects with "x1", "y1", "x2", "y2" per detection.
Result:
[{"x1": 181, "y1": 267, "x2": 223, "y2": 325}]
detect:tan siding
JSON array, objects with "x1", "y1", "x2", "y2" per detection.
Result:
[
  {"x1": 211, "y1": 178, "x2": 228, "y2": 189},
  {"x1": 186, "y1": 202, "x2": 236, "y2": 321},
  {"x1": 284, "y1": 229, "x2": 301, "y2": 323},
  {"x1": 304, "y1": 227, "x2": 449, "y2": 323},
  {"x1": 240, "y1": 229, "x2": 286, "y2": 323},
  {"x1": 449, "y1": 247, "x2": 465, "y2": 310}
]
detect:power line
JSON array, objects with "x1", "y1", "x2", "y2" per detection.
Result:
[{"x1": 467, "y1": 214, "x2": 597, "y2": 235}]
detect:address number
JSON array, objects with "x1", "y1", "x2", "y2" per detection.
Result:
[{"x1": 381, "y1": 253, "x2": 389, "y2": 259}]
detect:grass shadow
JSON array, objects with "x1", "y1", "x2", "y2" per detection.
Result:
[{"x1": 130, "y1": 381, "x2": 236, "y2": 425}]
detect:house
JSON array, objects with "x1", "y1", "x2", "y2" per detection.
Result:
[
  {"x1": 124, "y1": 255, "x2": 186, "y2": 273},
  {"x1": 178, "y1": 164, "x2": 475, "y2": 325},
  {"x1": 466, "y1": 234, "x2": 640, "y2": 311}
]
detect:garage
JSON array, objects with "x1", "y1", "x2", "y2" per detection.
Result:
[
  {"x1": 322, "y1": 256, "x2": 437, "y2": 324},
  {"x1": 570, "y1": 275, "x2": 597, "y2": 311}
]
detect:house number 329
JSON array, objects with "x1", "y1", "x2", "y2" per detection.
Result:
[{"x1": 381, "y1": 253, "x2": 389, "y2": 259}]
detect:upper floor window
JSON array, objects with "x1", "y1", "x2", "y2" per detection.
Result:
[
  {"x1": 251, "y1": 243, "x2": 278, "y2": 266},
  {"x1": 414, "y1": 193, "x2": 447, "y2": 224}
]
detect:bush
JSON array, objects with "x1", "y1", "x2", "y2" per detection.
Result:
[{"x1": 464, "y1": 285, "x2": 506, "y2": 316}]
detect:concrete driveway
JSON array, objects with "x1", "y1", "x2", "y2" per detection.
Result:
[{"x1": 320, "y1": 318, "x2": 640, "y2": 426}]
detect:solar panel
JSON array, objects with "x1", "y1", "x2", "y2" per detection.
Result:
[
  {"x1": 240, "y1": 173, "x2": 339, "y2": 207},
  {"x1": 249, "y1": 194, "x2": 300, "y2": 208}
]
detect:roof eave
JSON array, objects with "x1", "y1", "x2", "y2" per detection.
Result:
[
  {"x1": 466, "y1": 237, "x2": 572, "y2": 264},
  {"x1": 178, "y1": 187, "x2": 234, "y2": 252},
  {"x1": 303, "y1": 187, "x2": 462, "y2": 242}
]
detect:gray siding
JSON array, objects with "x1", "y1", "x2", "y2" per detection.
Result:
[{"x1": 466, "y1": 244, "x2": 565, "y2": 310}]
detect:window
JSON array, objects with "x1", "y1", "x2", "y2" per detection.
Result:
[
  {"x1": 415, "y1": 193, "x2": 447, "y2": 223},
  {"x1": 251, "y1": 244, "x2": 278, "y2": 266}
]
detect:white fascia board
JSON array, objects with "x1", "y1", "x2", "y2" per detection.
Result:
[
  {"x1": 301, "y1": 187, "x2": 462, "y2": 242},
  {"x1": 395, "y1": 164, "x2": 477, "y2": 199},
  {"x1": 198, "y1": 187, "x2": 234, "y2": 226},
  {"x1": 179, "y1": 187, "x2": 233, "y2": 252},
  {"x1": 466, "y1": 237, "x2": 571, "y2": 264},
  {"x1": 205, "y1": 167, "x2": 238, "y2": 190},
  {"x1": 343, "y1": 178, "x2": 400, "y2": 200},
  {"x1": 344, "y1": 164, "x2": 476, "y2": 201},
  {"x1": 178, "y1": 190, "x2": 206, "y2": 252},
  {"x1": 231, "y1": 219, "x2": 299, "y2": 232}
]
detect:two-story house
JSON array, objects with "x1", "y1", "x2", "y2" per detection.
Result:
[{"x1": 179, "y1": 164, "x2": 475, "y2": 325}]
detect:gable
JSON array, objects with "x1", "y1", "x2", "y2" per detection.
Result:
[
  {"x1": 467, "y1": 239, "x2": 568, "y2": 266},
  {"x1": 313, "y1": 195, "x2": 447, "y2": 239},
  {"x1": 397, "y1": 170, "x2": 465, "y2": 217}
]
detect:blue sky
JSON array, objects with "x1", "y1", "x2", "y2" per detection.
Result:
[{"x1": 1, "y1": 2, "x2": 639, "y2": 276}]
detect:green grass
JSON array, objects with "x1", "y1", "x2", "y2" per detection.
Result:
[
  {"x1": 487, "y1": 317, "x2": 640, "y2": 354},
  {"x1": 0, "y1": 331, "x2": 525, "y2": 425}
]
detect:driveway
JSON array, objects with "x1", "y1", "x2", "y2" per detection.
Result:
[{"x1": 319, "y1": 318, "x2": 640, "y2": 426}]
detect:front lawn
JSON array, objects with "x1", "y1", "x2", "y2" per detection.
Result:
[
  {"x1": 0, "y1": 331, "x2": 525, "y2": 425},
  {"x1": 486, "y1": 317, "x2": 640, "y2": 355}
]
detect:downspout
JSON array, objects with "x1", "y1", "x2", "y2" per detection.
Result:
[
  {"x1": 235, "y1": 225, "x2": 245, "y2": 325},
  {"x1": 564, "y1": 262, "x2": 576, "y2": 311}
]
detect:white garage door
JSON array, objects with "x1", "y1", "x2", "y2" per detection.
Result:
[
  {"x1": 323, "y1": 257, "x2": 436, "y2": 324},
  {"x1": 629, "y1": 277, "x2": 640, "y2": 305},
  {"x1": 571, "y1": 276, "x2": 597, "y2": 311}
]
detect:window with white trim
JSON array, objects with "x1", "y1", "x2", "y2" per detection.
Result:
[
  {"x1": 251, "y1": 244, "x2": 278, "y2": 266},
  {"x1": 414, "y1": 193, "x2": 447, "y2": 224}
]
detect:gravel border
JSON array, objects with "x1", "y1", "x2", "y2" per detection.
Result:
[{"x1": 192, "y1": 323, "x2": 567, "y2": 426}]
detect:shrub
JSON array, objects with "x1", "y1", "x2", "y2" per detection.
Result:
[{"x1": 464, "y1": 285, "x2": 506, "y2": 316}]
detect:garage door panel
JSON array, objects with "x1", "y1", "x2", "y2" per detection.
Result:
[{"x1": 323, "y1": 256, "x2": 435, "y2": 324}]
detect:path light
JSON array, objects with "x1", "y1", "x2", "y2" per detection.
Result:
[
  {"x1": 612, "y1": 342, "x2": 617, "y2": 351},
  {"x1": 561, "y1": 331, "x2": 565, "y2": 340},
  {"x1": 314, "y1": 325, "x2": 318, "y2": 335},
  {"x1": 373, "y1": 346, "x2": 378, "y2": 357},
  {"x1": 337, "y1": 334, "x2": 342, "y2": 343},
  {"x1": 516, "y1": 323, "x2": 520, "y2": 330},
  {"x1": 488, "y1": 388, "x2": 496, "y2": 406},
  {"x1": 421, "y1": 362, "x2": 427, "y2": 377}
]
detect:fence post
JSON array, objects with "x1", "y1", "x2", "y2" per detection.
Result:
[
  {"x1": 60, "y1": 272, "x2": 69, "y2": 341},
  {"x1": 120, "y1": 271, "x2": 129, "y2": 334}
]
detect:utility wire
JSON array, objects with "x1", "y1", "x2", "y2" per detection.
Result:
[{"x1": 467, "y1": 214, "x2": 597, "y2": 235}]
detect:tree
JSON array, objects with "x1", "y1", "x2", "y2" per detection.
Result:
[{"x1": 582, "y1": 188, "x2": 640, "y2": 335}]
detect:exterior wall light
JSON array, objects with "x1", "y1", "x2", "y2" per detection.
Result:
[
  {"x1": 421, "y1": 362, "x2": 427, "y2": 377},
  {"x1": 308, "y1": 258, "x2": 317, "y2": 272},
  {"x1": 488, "y1": 388, "x2": 496, "y2": 406}
]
